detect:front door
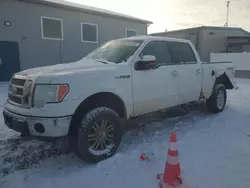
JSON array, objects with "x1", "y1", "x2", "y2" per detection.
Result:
[
  {"x1": 167, "y1": 41, "x2": 202, "y2": 104},
  {"x1": 132, "y1": 41, "x2": 179, "y2": 116},
  {"x1": 0, "y1": 41, "x2": 20, "y2": 82}
]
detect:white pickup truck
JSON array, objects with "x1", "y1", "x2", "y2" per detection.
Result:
[{"x1": 3, "y1": 36, "x2": 237, "y2": 162}]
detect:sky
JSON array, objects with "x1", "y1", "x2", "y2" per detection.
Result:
[{"x1": 68, "y1": 0, "x2": 250, "y2": 34}]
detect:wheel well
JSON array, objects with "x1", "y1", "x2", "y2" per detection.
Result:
[
  {"x1": 215, "y1": 73, "x2": 233, "y2": 89},
  {"x1": 70, "y1": 92, "x2": 126, "y2": 130},
  {"x1": 68, "y1": 92, "x2": 126, "y2": 153}
]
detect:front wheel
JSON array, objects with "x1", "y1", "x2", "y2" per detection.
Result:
[
  {"x1": 71, "y1": 107, "x2": 122, "y2": 163},
  {"x1": 206, "y1": 84, "x2": 227, "y2": 113}
]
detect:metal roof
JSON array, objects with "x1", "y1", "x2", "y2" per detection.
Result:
[
  {"x1": 227, "y1": 36, "x2": 250, "y2": 47},
  {"x1": 151, "y1": 26, "x2": 250, "y2": 36},
  {"x1": 19, "y1": 0, "x2": 153, "y2": 24},
  {"x1": 227, "y1": 36, "x2": 250, "y2": 39}
]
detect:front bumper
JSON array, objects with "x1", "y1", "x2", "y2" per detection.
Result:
[{"x1": 3, "y1": 109, "x2": 72, "y2": 137}]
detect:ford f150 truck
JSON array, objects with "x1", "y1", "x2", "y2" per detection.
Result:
[{"x1": 3, "y1": 36, "x2": 237, "y2": 163}]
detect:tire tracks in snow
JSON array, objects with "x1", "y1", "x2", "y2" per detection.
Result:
[
  {"x1": 0, "y1": 104, "x2": 204, "y2": 178},
  {"x1": 0, "y1": 137, "x2": 70, "y2": 178}
]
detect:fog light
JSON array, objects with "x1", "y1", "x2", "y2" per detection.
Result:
[{"x1": 34, "y1": 123, "x2": 45, "y2": 133}]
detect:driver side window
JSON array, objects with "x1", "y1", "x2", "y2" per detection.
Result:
[{"x1": 140, "y1": 41, "x2": 172, "y2": 66}]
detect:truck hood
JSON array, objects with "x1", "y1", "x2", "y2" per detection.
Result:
[
  {"x1": 16, "y1": 58, "x2": 116, "y2": 83},
  {"x1": 18, "y1": 58, "x2": 111, "y2": 76}
]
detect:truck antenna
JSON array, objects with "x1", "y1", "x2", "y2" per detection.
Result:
[{"x1": 224, "y1": 1, "x2": 230, "y2": 27}]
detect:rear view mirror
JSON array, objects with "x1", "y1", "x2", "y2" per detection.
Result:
[{"x1": 135, "y1": 55, "x2": 156, "y2": 70}]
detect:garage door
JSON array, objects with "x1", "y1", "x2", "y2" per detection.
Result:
[{"x1": 0, "y1": 41, "x2": 21, "y2": 82}]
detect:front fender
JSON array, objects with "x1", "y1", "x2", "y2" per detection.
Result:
[
  {"x1": 64, "y1": 78, "x2": 133, "y2": 119},
  {"x1": 74, "y1": 88, "x2": 132, "y2": 118}
]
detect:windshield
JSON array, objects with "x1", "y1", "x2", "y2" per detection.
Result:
[{"x1": 86, "y1": 39, "x2": 143, "y2": 64}]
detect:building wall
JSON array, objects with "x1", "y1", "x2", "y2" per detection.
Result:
[
  {"x1": 227, "y1": 38, "x2": 250, "y2": 53},
  {"x1": 235, "y1": 70, "x2": 250, "y2": 79},
  {"x1": 152, "y1": 27, "x2": 250, "y2": 62},
  {"x1": 199, "y1": 28, "x2": 250, "y2": 62},
  {"x1": 151, "y1": 28, "x2": 202, "y2": 60},
  {"x1": 152, "y1": 29, "x2": 199, "y2": 49},
  {"x1": 228, "y1": 45, "x2": 250, "y2": 53},
  {"x1": 0, "y1": 1, "x2": 148, "y2": 70}
]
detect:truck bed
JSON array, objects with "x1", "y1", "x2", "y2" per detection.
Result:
[{"x1": 202, "y1": 61, "x2": 237, "y2": 98}]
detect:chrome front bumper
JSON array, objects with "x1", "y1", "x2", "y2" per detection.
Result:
[{"x1": 3, "y1": 109, "x2": 72, "y2": 137}]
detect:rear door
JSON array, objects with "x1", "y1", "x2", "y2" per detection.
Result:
[
  {"x1": 0, "y1": 41, "x2": 21, "y2": 82},
  {"x1": 167, "y1": 41, "x2": 202, "y2": 104},
  {"x1": 132, "y1": 40, "x2": 179, "y2": 116}
]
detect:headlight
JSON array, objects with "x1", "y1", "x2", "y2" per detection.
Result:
[{"x1": 33, "y1": 84, "x2": 69, "y2": 108}]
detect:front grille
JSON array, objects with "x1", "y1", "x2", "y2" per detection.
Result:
[
  {"x1": 8, "y1": 77, "x2": 33, "y2": 107},
  {"x1": 8, "y1": 94, "x2": 22, "y2": 104},
  {"x1": 16, "y1": 88, "x2": 23, "y2": 95}
]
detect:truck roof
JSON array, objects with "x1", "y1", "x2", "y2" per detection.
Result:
[{"x1": 120, "y1": 35, "x2": 191, "y2": 43}]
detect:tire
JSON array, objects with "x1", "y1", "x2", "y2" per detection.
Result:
[
  {"x1": 206, "y1": 84, "x2": 227, "y2": 113},
  {"x1": 70, "y1": 107, "x2": 122, "y2": 163}
]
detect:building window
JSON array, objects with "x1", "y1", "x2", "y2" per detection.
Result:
[
  {"x1": 81, "y1": 22, "x2": 98, "y2": 43},
  {"x1": 126, "y1": 29, "x2": 138, "y2": 37},
  {"x1": 41, "y1": 16, "x2": 63, "y2": 40}
]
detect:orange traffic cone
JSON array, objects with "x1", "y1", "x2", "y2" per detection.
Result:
[
  {"x1": 157, "y1": 132, "x2": 182, "y2": 187},
  {"x1": 140, "y1": 153, "x2": 149, "y2": 161}
]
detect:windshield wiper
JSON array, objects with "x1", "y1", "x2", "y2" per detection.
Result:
[{"x1": 95, "y1": 59, "x2": 110, "y2": 64}]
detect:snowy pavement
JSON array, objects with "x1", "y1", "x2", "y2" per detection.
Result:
[
  {"x1": 0, "y1": 82, "x2": 17, "y2": 140},
  {"x1": 1, "y1": 80, "x2": 250, "y2": 188}
]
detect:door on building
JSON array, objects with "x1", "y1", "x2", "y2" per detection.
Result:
[{"x1": 0, "y1": 41, "x2": 21, "y2": 82}]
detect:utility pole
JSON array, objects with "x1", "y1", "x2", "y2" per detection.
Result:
[{"x1": 224, "y1": 1, "x2": 230, "y2": 27}]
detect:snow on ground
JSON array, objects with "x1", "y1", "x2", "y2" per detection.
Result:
[
  {"x1": 0, "y1": 82, "x2": 18, "y2": 140},
  {"x1": 1, "y1": 79, "x2": 250, "y2": 188}
]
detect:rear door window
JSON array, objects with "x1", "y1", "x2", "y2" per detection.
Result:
[{"x1": 167, "y1": 42, "x2": 197, "y2": 64}]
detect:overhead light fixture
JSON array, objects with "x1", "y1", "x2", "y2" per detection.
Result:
[{"x1": 4, "y1": 21, "x2": 11, "y2": 26}]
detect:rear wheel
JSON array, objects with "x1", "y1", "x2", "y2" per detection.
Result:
[
  {"x1": 206, "y1": 84, "x2": 227, "y2": 113},
  {"x1": 70, "y1": 107, "x2": 122, "y2": 163}
]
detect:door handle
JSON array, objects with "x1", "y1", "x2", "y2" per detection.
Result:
[
  {"x1": 196, "y1": 69, "x2": 201, "y2": 75},
  {"x1": 171, "y1": 70, "x2": 178, "y2": 78},
  {"x1": 0, "y1": 59, "x2": 3, "y2": 66}
]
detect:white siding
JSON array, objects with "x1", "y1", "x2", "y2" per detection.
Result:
[{"x1": 211, "y1": 52, "x2": 250, "y2": 71}]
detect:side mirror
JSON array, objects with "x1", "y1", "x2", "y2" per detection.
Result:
[{"x1": 135, "y1": 55, "x2": 157, "y2": 70}]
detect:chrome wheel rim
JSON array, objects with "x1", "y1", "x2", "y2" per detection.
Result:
[
  {"x1": 88, "y1": 119, "x2": 114, "y2": 151},
  {"x1": 216, "y1": 90, "x2": 225, "y2": 109}
]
